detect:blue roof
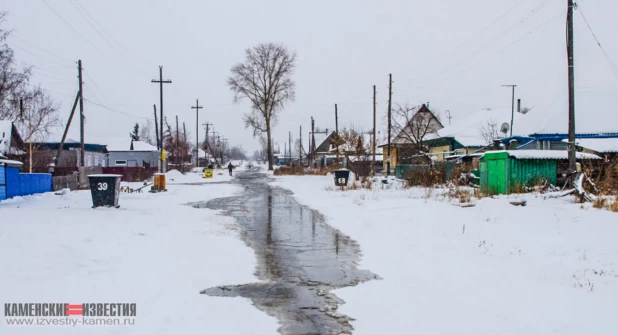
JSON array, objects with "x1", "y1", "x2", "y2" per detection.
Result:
[{"x1": 34, "y1": 142, "x2": 108, "y2": 153}]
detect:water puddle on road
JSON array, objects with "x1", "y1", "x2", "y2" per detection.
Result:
[{"x1": 195, "y1": 169, "x2": 379, "y2": 335}]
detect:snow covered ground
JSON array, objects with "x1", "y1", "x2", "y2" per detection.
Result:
[
  {"x1": 272, "y1": 174, "x2": 618, "y2": 335},
  {"x1": 0, "y1": 169, "x2": 278, "y2": 334}
]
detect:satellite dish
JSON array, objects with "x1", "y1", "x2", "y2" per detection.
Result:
[{"x1": 500, "y1": 122, "x2": 510, "y2": 134}]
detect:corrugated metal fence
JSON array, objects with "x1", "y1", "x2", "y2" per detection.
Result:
[{"x1": 17, "y1": 173, "x2": 52, "y2": 196}]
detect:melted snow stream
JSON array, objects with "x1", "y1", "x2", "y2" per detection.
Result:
[{"x1": 194, "y1": 168, "x2": 379, "y2": 335}]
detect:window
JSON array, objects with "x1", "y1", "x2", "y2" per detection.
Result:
[{"x1": 115, "y1": 160, "x2": 127, "y2": 166}]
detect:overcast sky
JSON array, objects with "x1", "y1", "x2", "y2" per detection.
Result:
[{"x1": 4, "y1": 0, "x2": 618, "y2": 153}]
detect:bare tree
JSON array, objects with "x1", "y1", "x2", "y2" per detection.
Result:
[
  {"x1": 0, "y1": 12, "x2": 32, "y2": 121},
  {"x1": 392, "y1": 104, "x2": 442, "y2": 153},
  {"x1": 16, "y1": 87, "x2": 60, "y2": 172},
  {"x1": 479, "y1": 118, "x2": 501, "y2": 145},
  {"x1": 227, "y1": 43, "x2": 296, "y2": 171}
]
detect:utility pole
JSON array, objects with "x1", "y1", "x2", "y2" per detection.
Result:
[
  {"x1": 54, "y1": 93, "x2": 80, "y2": 170},
  {"x1": 183, "y1": 122, "x2": 187, "y2": 168},
  {"x1": 372, "y1": 85, "x2": 377, "y2": 176},
  {"x1": 78, "y1": 60, "x2": 85, "y2": 167},
  {"x1": 387, "y1": 73, "x2": 392, "y2": 176},
  {"x1": 502, "y1": 84, "x2": 517, "y2": 137},
  {"x1": 191, "y1": 99, "x2": 203, "y2": 167},
  {"x1": 153, "y1": 105, "x2": 160, "y2": 150},
  {"x1": 175, "y1": 115, "x2": 179, "y2": 168},
  {"x1": 203, "y1": 122, "x2": 212, "y2": 164},
  {"x1": 311, "y1": 117, "x2": 315, "y2": 167},
  {"x1": 151, "y1": 66, "x2": 172, "y2": 173},
  {"x1": 335, "y1": 104, "x2": 340, "y2": 161},
  {"x1": 299, "y1": 126, "x2": 302, "y2": 165},
  {"x1": 289, "y1": 131, "x2": 292, "y2": 165},
  {"x1": 567, "y1": 0, "x2": 576, "y2": 186}
]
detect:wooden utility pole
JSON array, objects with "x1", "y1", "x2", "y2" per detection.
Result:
[
  {"x1": 502, "y1": 84, "x2": 517, "y2": 137},
  {"x1": 78, "y1": 60, "x2": 85, "y2": 167},
  {"x1": 191, "y1": 99, "x2": 203, "y2": 167},
  {"x1": 311, "y1": 117, "x2": 315, "y2": 167},
  {"x1": 183, "y1": 122, "x2": 187, "y2": 170},
  {"x1": 373, "y1": 85, "x2": 377, "y2": 176},
  {"x1": 387, "y1": 73, "x2": 392, "y2": 176},
  {"x1": 151, "y1": 66, "x2": 172, "y2": 173},
  {"x1": 299, "y1": 126, "x2": 302, "y2": 165},
  {"x1": 54, "y1": 93, "x2": 80, "y2": 170},
  {"x1": 153, "y1": 105, "x2": 160, "y2": 150},
  {"x1": 289, "y1": 131, "x2": 292, "y2": 164},
  {"x1": 203, "y1": 122, "x2": 212, "y2": 164},
  {"x1": 335, "y1": 104, "x2": 339, "y2": 161},
  {"x1": 175, "y1": 115, "x2": 179, "y2": 168},
  {"x1": 567, "y1": 0, "x2": 576, "y2": 185}
]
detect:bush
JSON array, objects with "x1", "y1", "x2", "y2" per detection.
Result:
[{"x1": 405, "y1": 166, "x2": 445, "y2": 187}]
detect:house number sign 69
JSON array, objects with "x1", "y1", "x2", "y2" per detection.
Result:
[{"x1": 97, "y1": 182, "x2": 108, "y2": 191}]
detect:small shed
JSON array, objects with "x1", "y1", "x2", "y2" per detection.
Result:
[
  {"x1": 0, "y1": 159, "x2": 24, "y2": 201},
  {"x1": 480, "y1": 150, "x2": 601, "y2": 194}
]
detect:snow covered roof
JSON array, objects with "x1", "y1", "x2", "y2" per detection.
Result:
[
  {"x1": 0, "y1": 158, "x2": 24, "y2": 166},
  {"x1": 313, "y1": 132, "x2": 330, "y2": 149},
  {"x1": 131, "y1": 141, "x2": 158, "y2": 151},
  {"x1": 570, "y1": 138, "x2": 618, "y2": 153},
  {"x1": 484, "y1": 150, "x2": 601, "y2": 160},
  {"x1": 105, "y1": 139, "x2": 158, "y2": 152}
]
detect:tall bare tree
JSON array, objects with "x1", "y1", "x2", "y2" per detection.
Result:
[
  {"x1": 0, "y1": 12, "x2": 32, "y2": 121},
  {"x1": 227, "y1": 43, "x2": 296, "y2": 171},
  {"x1": 392, "y1": 104, "x2": 442, "y2": 154},
  {"x1": 17, "y1": 87, "x2": 60, "y2": 172}
]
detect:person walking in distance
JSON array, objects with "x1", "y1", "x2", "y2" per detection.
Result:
[{"x1": 228, "y1": 162, "x2": 233, "y2": 176}]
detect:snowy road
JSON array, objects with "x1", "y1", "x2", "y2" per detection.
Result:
[{"x1": 201, "y1": 167, "x2": 378, "y2": 335}]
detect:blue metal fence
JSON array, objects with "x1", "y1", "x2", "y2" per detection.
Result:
[
  {"x1": 17, "y1": 173, "x2": 52, "y2": 197},
  {"x1": 6, "y1": 166, "x2": 20, "y2": 198},
  {"x1": 0, "y1": 165, "x2": 6, "y2": 201}
]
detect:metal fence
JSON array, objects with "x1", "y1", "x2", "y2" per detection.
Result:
[{"x1": 52, "y1": 174, "x2": 79, "y2": 191}]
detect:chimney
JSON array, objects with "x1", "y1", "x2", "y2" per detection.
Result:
[
  {"x1": 517, "y1": 99, "x2": 521, "y2": 114},
  {"x1": 509, "y1": 139, "x2": 517, "y2": 150},
  {"x1": 493, "y1": 139, "x2": 501, "y2": 150}
]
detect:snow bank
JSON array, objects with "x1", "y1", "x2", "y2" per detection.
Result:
[
  {"x1": 0, "y1": 181, "x2": 277, "y2": 334},
  {"x1": 272, "y1": 175, "x2": 618, "y2": 335}
]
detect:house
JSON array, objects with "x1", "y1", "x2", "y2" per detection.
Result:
[
  {"x1": 28, "y1": 140, "x2": 108, "y2": 173},
  {"x1": 380, "y1": 104, "x2": 443, "y2": 171},
  {"x1": 0, "y1": 120, "x2": 25, "y2": 160},
  {"x1": 106, "y1": 140, "x2": 159, "y2": 168}
]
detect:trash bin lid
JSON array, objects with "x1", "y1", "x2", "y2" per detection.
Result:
[{"x1": 87, "y1": 174, "x2": 123, "y2": 178}]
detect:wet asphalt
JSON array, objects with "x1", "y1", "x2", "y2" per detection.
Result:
[{"x1": 195, "y1": 167, "x2": 379, "y2": 335}]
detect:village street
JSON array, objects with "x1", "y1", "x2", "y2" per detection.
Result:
[{"x1": 2, "y1": 164, "x2": 618, "y2": 335}]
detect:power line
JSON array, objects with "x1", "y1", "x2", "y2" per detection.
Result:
[
  {"x1": 83, "y1": 98, "x2": 150, "y2": 120},
  {"x1": 9, "y1": 34, "x2": 73, "y2": 64},
  {"x1": 71, "y1": 1, "x2": 156, "y2": 68},
  {"x1": 577, "y1": 5, "x2": 618, "y2": 80},
  {"x1": 67, "y1": 0, "x2": 151, "y2": 77},
  {"x1": 434, "y1": 9, "x2": 565, "y2": 83},
  {"x1": 450, "y1": 0, "x2": 533, "y2": 53},
  {"x1": 424, "y1": 0, "x2": 555, "y2": 79},
  {"x1": 40, "y1": 0, "x2": 151, "y2": 80}
]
